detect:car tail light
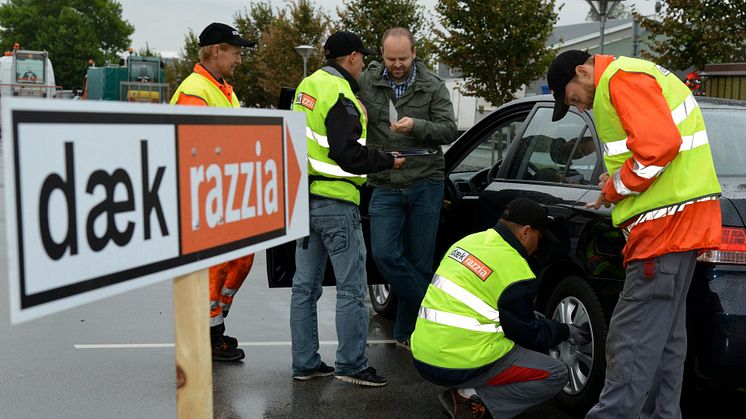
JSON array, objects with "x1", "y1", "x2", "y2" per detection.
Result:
[{"x1": 698, "y1": 227, "x2": 746, "y2": 264}]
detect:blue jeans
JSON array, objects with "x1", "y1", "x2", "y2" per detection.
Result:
[
  {"x1": 369, "y1": 179, "x2": 444, "y2": 341},
  {"x1": 290, "y1": 198, "x2": 369, "y2": 376}
]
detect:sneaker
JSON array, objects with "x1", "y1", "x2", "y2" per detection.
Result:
[
  {"x1": 211, "y1": 340, "x2": 245, "y2": 362},
  {"x1": 335, "y1": 367, "x2": 387, "y2": 387},
  {"x1": 439, "y1": 389, "x2": 488, "y2": 419},
  {"x1": 397, "y1": 339, "x2": 411, "y2": 351},
  {"x1": 222, "y1": 334, "x2": 239, "y2": 349},
  {"x1": 292, "y1": 362, "x2": 335, "y2": 381}
]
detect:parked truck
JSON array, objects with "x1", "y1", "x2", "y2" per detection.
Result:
[
  {"x1": 83, "y1": 54, "x2": 169, "y2": 103},
  {"x1": 0, "y1": 44, "x2": 57, "y2": 99}
]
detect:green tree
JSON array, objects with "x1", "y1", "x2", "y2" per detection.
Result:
[
  {"x1": 164, "y1": 30, "x2": 200, "y2": 94},
  {"x1": 0, "y1": 0, "x2": 133, "y2": 89},
  {"x1": 137, "y1": 43, "x2": 161, "y2": 58},
  {"x1": 232, "y1": 1, "x2": 278, "y2": 107},
  {"x1": 336, "y1": 0, "x2": 435, "y2": 65},
  {"x1": 636, "y1": 0, "x2": 746, "y2": 71},
  {"x1": 435, "y1": 0, "x2": 558, "y2": 106},
  {"x1": 251, "y1": 0, "x2": 330, "y2": 107}
]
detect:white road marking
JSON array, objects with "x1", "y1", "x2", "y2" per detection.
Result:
[{"x1": 74, "y1": 339, "x2": 398, "y2": 349}]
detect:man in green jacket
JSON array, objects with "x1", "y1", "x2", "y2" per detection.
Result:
[{"x1": 358, "y1": 27, "x2": 457, "y2": 348}]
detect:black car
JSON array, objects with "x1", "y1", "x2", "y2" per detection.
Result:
[{"x1": 268, "y1": 94, "x2": 746, "y2": 412}]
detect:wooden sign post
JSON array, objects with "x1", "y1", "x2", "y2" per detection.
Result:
[{"x1": 174, "y1": 270, "x2": 213, "y2": 418}]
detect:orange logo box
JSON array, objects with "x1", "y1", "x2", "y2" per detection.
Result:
[
  {"x1": 463, "y1": 254, "x2": 493, "y2": 281},
  {"x1": 178, "y1": 124, "x2": 285, "y2": 255}
]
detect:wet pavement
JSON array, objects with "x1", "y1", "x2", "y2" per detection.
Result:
[{"x1": 1, "y1": 145, "x2": 745, "y2": 418}]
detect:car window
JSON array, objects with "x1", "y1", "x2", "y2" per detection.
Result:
[
  {"x1": 702, "y1": 108, "x2": 746, "y2": 176},
  {"x1": 507, "y1": 108, "x2": 597, "y2": 184},
  {"x1": 452, "y1": 117, "x2": 525, "y2": 173}
]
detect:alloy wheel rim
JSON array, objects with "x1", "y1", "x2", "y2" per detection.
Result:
[
  {"x1": 371, "y1": 284, "x2": 390, "y2": 305},
  {"x1": 549, "y1": 296, "x2": 594, "y2": 395}
]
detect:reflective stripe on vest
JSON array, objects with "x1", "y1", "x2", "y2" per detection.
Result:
[
  {"x1": 308, "y1": 157, "x2": 359, "y2": 178},
  {"x1": 306, "y1": 126, "x2": 366, "y2": 148},
  {"x1": 294, "y1": 67, "x2": 366, "y2": 204},
  {"x1": 430, "y1": 274, "x2": 500, "y2": 322},
  {"x1": 594, "y1": 56, "x2": 720, "y2": 226},
  {"x1": 169, "y1": 72, "x2": 239, "y2": 108},
  {"x1": 418, "y1": 306, "x2": 503, "y2": 333},
  {"x1": 629, "y1": 195, "x2": 719, "y2": 228},
  {"x1": 604, "y1": 129, "x2": 709, "y2": 157}
]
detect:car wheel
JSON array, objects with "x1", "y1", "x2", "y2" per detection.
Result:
[
  {"x1": 546, "y1": 276, "x2": 608, "y2": 414},
  {"x1": 368, "y1": 284, "x2": 398, "y2": 320}
]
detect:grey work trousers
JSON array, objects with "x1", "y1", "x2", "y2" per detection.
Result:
[
  {"x1": 458, "y1": 345, "x2": 568, "y2": 418},
  {"x1": 587, "y1": 250, "x2": 698, "y2": 419}
]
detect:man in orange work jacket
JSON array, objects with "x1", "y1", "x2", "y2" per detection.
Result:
[
  {"x1": 170, "y1": 22, "x2": 256, "y2": 362},
  {"x1": 548, "y1": 50, "x2": 722, "y2": 418}
]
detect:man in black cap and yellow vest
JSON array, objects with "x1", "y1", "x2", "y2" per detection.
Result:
[
  {"x1": 170, "y1": 22, "x2": 255, "y2": 362},
  {"x1": 412, "y1": 198, "x2": 589, "y2": 418},
  {"x1": 289, "y1": 31, "x2": 404, "y2": 387}
]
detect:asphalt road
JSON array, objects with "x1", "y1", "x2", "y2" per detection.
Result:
[{"x1": 1, "y1": 142, "x2": 745, "y2": 418}]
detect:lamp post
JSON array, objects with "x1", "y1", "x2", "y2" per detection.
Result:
[
  {"x1": 294, "y1": 45, "x2": 315, "y2": 78},
  {"x1": 586, "y1": 0, "x2": 623, "y2": 54}
]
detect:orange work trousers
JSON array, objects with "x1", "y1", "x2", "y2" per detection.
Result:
[{"x1": 209, "y1": 254, "x2": 254, "y2": 327}]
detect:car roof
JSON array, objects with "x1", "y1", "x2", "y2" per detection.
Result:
[{"x1": 503, "y1": 93, "x2": 746, "y2": 110}]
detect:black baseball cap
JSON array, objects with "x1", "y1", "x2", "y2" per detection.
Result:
[
  {"x1": 324, "y1": 31, "x2": 376, "y2": 59},
  {"x1": 501, "y1": 198, "x2": 559, "y2": 243},
  {"x1": 547, "y1": 50, "x2": 591, "y2": 121},
  {"x1": 198, "y1": 22, "x2": 256, "y2": 47}
]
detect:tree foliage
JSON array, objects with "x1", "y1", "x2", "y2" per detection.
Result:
[
  {"x1": 636, "y1": 0, "x2": 746, "y2": 71},
  {"x1": 232, "y1": 1, "x2": 278, "y2": 107},
  {"x1": 336, "y1": 0, "x2": 435, "y2": 66},
  {"x1": 250, "y1": 0, "x2": 330, "y2": 107},
  {"x1": 0, "y1": 0, "x2": 133, "y2": 89},
  {"x1": 164, "y1": 30, "x2": 200, "y2": 94},
  {"x1": 435, "y1": 0, "x2": 558, "y2": 106}
]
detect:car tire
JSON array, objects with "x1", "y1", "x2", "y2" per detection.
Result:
[
  {"x1": 368, "y1": 284, "x2": 398, "y2": 320},
  {"x1": 546, "y1": 276, "x2": 608, "y2": 415}
]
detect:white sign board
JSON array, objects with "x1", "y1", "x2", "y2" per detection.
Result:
[{"x1": 2, "y1": 98, "x2": 308, "y2": 323}]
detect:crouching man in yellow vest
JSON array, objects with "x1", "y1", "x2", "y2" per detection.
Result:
[{"x1": 412, "y1": 198, "x2": 588, "y2": 418}]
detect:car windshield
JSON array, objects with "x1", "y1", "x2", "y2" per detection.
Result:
[{"x1": 703, "y1": 108, "x2": 746, "y2": 176}]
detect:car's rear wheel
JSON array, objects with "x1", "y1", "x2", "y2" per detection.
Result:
[
  {"x1": 368, "y1": 284, "x2": 398, "y2": 320},
  {"x1": 546, "y1": 276, "x2": 608, "y2": 414}
]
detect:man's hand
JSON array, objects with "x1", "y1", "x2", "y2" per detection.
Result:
[
  {"x1": 568, "y1": 324, "x2": 591, "y2": 345},
  {"x1": 589, "y1": 192, "x2": 612, "y2": 209},
  {"x1": 390, "y1": 117, "x2": 414, "y2": 134},
  {"x1": 598, "y1": 172, "x2": 610, "y2": 186},
  {"x1": 587, "y1": 172, "x2": 612, "y2": 209},
  {"x1": 392, "y1": 156, "x2": 406, "y2": 169}
]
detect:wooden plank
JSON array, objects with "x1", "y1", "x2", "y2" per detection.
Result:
[
  {"x1": 725, "y1": 77, "x2": 734, "y2": 99},
  {"x1": 173, "y1": 270, "x2": 213, "y2": 419}
]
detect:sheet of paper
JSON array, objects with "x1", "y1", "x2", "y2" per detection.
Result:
[{"x1": 388, "y1": 100, "x2": 398, "y2": 125}]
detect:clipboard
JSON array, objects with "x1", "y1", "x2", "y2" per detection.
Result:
[{"x1": 387, "y1": 149, "x2": 439, "y2": 157}]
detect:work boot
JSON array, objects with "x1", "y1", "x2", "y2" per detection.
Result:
[
  {"x1": 222, "y1": 334, "x2": 239, "y2": 349},
  {"x1": 210, "y1": 323, "x2": 243, "y2": 362},
  {"x1": 211, "y1": 339, "x2": 245, "y2": 362},
  {"x1": 439, "y1": 389, "x2": 489, "y2": 419}
]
